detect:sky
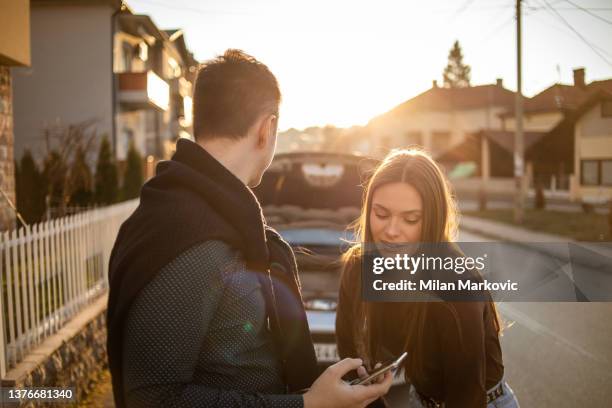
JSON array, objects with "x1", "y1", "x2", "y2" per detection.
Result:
[{"x1": 127, "y1": 0, "x2": 612, "y2": 131}]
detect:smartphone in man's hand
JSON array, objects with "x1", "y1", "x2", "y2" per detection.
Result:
[{"x1": 349, "y1": 352, "x2": 407, "y2": 386}]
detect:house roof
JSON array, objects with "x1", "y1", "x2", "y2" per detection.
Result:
[
  {"x1": 163, "y1": 29, "x2": 198, "y2": 67},
  {"x1": 541, "y1": 89, "x2": 612, "y2": 138},
  {"x1": 118, "y1": 14, "x2": 168, "y2": 42},
  {"x1": 369, "y1": 83, "x2": 516, "y2": 127},
  {"x1": 567, "y1": 88, "x2": 612, "y2": 120},
  {"x1": 435, "y1": 129, "x2": 550, "y2": 163},
  {"x1": 32, "y1": 0, "x2": 125, "y2": 9},
  {"x1": 164, "y1": 29, "x2": 180, "y2": 38},
  {"x1": 501, "y1": 79, "x2": 612, "y2": 117}
]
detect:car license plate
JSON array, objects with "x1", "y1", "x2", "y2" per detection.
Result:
[{"x1": 314, "y1": 343, "x2": 339, "y2": 363}]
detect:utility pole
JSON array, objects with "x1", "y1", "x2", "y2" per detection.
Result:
[{"x1": 514, "y1": 0, "x2": 525, "y2": 224}]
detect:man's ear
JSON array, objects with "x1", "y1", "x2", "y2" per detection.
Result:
[{"x1": 256, "y1": 113, "x2": 278, "y2": 148}]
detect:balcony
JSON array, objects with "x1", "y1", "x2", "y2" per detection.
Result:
[
  {"x1": 0, "y1": 0, "x2": 30, "y2": 66},
  {"x1": 117, "y1": 70, "x2": 169, "y2": 111}
]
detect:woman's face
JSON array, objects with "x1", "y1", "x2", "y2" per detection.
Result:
[{"x1": 369, "y1": 182, "x2": 423, "y2": 255}]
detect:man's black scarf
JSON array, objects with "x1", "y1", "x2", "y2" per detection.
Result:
[{"x1": 107, "y1": 138, "x2": 318, "y2": 407}]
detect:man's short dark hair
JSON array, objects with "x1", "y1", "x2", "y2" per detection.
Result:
[{"x1": 193, "y1": 49, "x2": 281, "y2": 141}]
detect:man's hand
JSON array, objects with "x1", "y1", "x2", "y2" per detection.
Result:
[
  {"x1": 303, "y1": 358, "x2": 393, "y2": 408},
  {"x1": 356, "y1": 362, "x2": 383, "y2": 385}
]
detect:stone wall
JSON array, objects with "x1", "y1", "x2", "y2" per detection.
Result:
[
  {"x1": 1, "y1": 297, "x2": 109, "y2": 407},
  {"x1": 0, "y1": 66, "x2": 16, "y2": 231}
]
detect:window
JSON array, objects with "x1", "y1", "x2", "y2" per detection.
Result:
[
  {"x1": 581, "y1": 161, "x2": 598, "y2": 185},
  {"x1": 581, "y1": 159, "x2": 612, "y2": 186},
  {"x1": 602, "y1": 161, "x2": 612, "y2": 186},
  {"x1": 601, "y1": 100, "x2": 612, "y2": 118},
  {"x1": 138, "y1": 42, "x2": 148, "y2": 61},
  {"x1": 122, "y1": 42, "x2": 133, "y2": 72},
  {"x1": 168, "y1": 57, "x2": 181, "y2": 78}
]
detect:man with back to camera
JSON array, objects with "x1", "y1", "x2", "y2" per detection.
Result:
[{"x1": 106, "y1": 49, "x2": 393, "y2": 407}]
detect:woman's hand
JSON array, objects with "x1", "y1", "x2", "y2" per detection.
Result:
[{"x1": 303, "y1": 358, "x2": 393, "y2": 408}]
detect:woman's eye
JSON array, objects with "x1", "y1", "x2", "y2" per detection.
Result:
[
  {"x1": 404, "y1": 218, "x2": 420, "y2": 224},
  {"x1": 375, "y1": 212, "x2": 389, "y2": 219}
]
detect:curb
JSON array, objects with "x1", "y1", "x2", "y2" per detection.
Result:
[{"x1": 459, "y1": 216, "x2": 611, "y2": 270}]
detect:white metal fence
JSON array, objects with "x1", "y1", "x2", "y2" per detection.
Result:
[{"x1": 0, "y1": 199, "x2": 138, "y2": 378}]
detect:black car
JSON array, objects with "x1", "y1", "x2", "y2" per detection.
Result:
[{"x1": 253, "y1": 152, "x2": 377, "y2": 366}]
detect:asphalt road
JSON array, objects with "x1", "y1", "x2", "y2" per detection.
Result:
[{"x1": 451, "y1": 230, "x2": 612, "y2": 407}]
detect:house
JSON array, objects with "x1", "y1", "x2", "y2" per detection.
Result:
[
  {"x1": 11, "y1": 0, "x2": 197, "y2": 172},
  {"x1": 500, "y1": 68, "x2": 612, "y2": 133},
  {"x1": 499, "y1": 68, "x2": 612, "y2": 193},
  {"x1": 572, "y1": 90, "x2": 612, "y2": 202},
  {"x1": 0, "y1": 0, "x2": 30, "y2": 231},
  {"x1": 114, "y1": 13, "x2": 198, "y2": 165},
  {"x1": 350, "y1": 79, "x2": 515, "y2": 160},
  {"x1": 346, "y1": 68, "x2": 612, "y2": 204}
]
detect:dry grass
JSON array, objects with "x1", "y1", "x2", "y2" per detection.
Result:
[{"x1": 463, "y1": 208, "x2": 611, "y2": 242}]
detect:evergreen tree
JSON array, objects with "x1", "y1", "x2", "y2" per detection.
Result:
[
  {"x1": 14, "y1": 158, "x2": 20, "y2": 213},
  {"x1": 15, "y1": 150, "x2": 46, "y2": 223},
  {"x1": 69, "y1": 145, "x2": 93, "y2": 207},
  {"x1": 42, "y1": 150, "x2": 69, "y2": 216},
  {"x1": 121, "y1": 142, "x2": 144, "y2": 201},
  {"x1": 443, "y1": 40, "x2": 471, "y2": 88},
  {"x1": 94, "y1": 137, "x2": 119, "y2": 205}
]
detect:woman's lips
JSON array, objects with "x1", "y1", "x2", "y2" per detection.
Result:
[
  {"x1": 377, "y1": 241, "x2": 419, "y2": 255},
  {"x1": 379, "y1": 241, "x2": 404, "y2": 251}
]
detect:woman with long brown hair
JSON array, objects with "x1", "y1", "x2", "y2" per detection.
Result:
[{"x1": 335, "y1": 149, "x2": 519, "y2": 407}]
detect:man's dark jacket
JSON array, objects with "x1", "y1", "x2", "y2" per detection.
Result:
[{"x1": 107, "y1": 139, "x2": 319, "y2": 407}]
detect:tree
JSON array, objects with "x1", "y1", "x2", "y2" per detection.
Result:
[
  {"x1": 94, "y1": 137, "x2": 119, "y2": 205},
  {"x1": 443, "y1": 40, "x2": 471, "y2": 88},
  {"x1": 41, "y1": 120, "x2": 98, "y2": 217},
  {"x1": 15, "y1": 150, "x2": 46, "y2": 223},
  {"x1": 121, "y1": 142, "x2": 144, "y2": 200},
  {"x1": 42, "y1": 150, "x2": 69, "y2": 216},
  {"x1": 69, "y1": 145, "x2": 93, "y2": 207}
]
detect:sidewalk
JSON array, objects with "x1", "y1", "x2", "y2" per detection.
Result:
[
  {"x1": 460, "y1": 215, "x2": 568, "y2": 243},
  {"x1": 80, "y1": 369, "x2": 114, "y2": 407},
  {"x1": 459, "y1": 214, "x2": 612, "y2": 266}
]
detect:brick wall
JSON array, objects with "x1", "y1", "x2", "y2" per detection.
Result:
[{"x1": 0, "y1": 66, "x2": 16, "y2": 231}]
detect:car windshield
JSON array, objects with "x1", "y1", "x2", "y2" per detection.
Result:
[{"x1": 253, "y1": 152, "x2": 376, "y2": 214}]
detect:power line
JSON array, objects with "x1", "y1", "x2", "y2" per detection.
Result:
[
  {"x1": 539, "y1": 0, "x2": 612, "y2": 68},
  {"x1": 483, "y1": 13, "x2": 516, "y2": 43},
  {"x1": 445, "y1": 0, "x2": 479, "y2": 24},
  {"x1": 529, "y1": 11, "x2": 612, "y2": 59},
  {"x1": 563, "y1": 0, "x2": 612, "y2": 26},
  {"x1": 528, "y1": 7, "x2": 612, "y2": 11}
]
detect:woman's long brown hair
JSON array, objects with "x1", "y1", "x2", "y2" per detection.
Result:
[{"x1": 340, "y1": 149, "x2": 501, "y2": 381}]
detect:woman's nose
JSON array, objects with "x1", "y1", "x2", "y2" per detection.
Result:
[{"x1": 384, "y1": 218, "x2": 401, "y2": 239}]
